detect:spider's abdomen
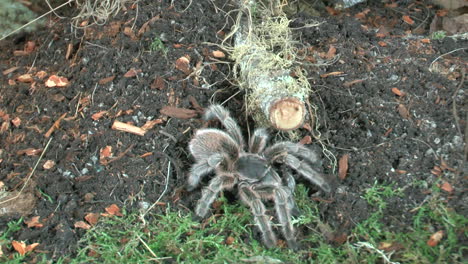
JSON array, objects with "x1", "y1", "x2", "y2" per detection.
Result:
[
  {"x1": 189, "y1": 129, "x2": 240, "y2": 160},
  {"x1": 236, "y1": 154, "x2": 270, "y2": 181}
]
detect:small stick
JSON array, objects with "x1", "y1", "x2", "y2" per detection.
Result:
[
  {"x1": 111, "y1": 120, "x2": 146, "y2": 136},
  {"x1": 45, "y1": 113, "x2": 67, "y2": 138}
]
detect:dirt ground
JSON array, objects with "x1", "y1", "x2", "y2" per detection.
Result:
[{"x1": 0, "y1": 0, "x2": 466, "y2": 260}]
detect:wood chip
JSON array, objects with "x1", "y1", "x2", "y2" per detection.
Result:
[
  {"x1": 43, "y1": 160, "x2": 55, "y2": 170},
  {"x1": 403, "y1": 15, "x2": 415, "y2": 25},
  {"x1": 212, "y1": 50, "x2": 226, "y2": 58},
  {"x1": 98, "y1": 76, "x2": 115, "y2": 85},
  {"x1": 84, "y1": 212, "x2": 100, "y2": 226},
  {"x1": 111, "y1": 120, "x2": 147, "y2": 136},
  {"x1": 45, "y1": 75, "x2": 69, "y2": 87},
  {"x1": 160, "y1": 106, "x2": 197, "y2": 119},
  {"x1": 74, "y1": 221, "x2": 91, "y2": 230},
  {"x1": 3, "y1": 66, "x2": 19, "y2": 75},
  {"x1": 343, "y1": 79, "x2": 364, "y2": 87},
  {"x1": 338, "y1": 154, "x2": 349, "y2": 180},
  {"x1": 105, "y1": 204, "x2": 123, "y2": 216},
  {"x1": 320, "y1": 71, "x2": 344, "y2": 78},
  {"x1": 391, "y1": 87, "x2": 406, "y2": 97},
  {"x1": 17, "y1": 74, "x2": 33, "y2": 83},
  {"x1": 299, "y1": 135, "x2": 312, "y2": 145}
]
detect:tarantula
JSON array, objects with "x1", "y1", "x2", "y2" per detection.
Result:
[{"x1": 187, "y1": 105, "x2": 331, "y2": 249}]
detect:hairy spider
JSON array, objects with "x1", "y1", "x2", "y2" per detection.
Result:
[{"x1": 187, "y1": 104, "x2": 331, "y2": 249}]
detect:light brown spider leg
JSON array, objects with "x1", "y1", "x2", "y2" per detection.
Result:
[
  {"x1": 195, "y1": 175, "x2": 237, "y2": 218},
  {"x1": 274, "y1": 187, "x2": 298, "y2": 249},
  {"x1": 187, "y1": 154, "x2": 224, "y2": 191},
  {"x1": 284, "y1": 155, "x2": 331, "y2": 192},
  {"x1": 204, "y1": 105, "x2": 245, "y2": 147},
  {"x1": 239, "y1": 185, "x2": 277, "y2": 248},
  {"x1": 249, "y1": 128, "x2": 269, "y2": 153}
]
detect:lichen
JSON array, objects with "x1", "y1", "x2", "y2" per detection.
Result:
[{"x1": 0, "y1": 0, "x2": 42, "y2": 39}]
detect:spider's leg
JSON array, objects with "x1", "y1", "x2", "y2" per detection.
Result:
[
  {"x1": 264, "y1": 142, "x2": 319, "y2": 165},
  {"x1": 248, "y1": 128, "x2": 269, "y2": 153},
  {"x1": 195, "y1": 174, "x2": 237, "y2": 218},
  {"x1": 187, "y1": 154, "x2": 224, "y2": 191},
  {"x1": 281, "y1": 169, "x2": 301, "y2": 216},
  {"x1": 274, "y1": 186, "x2": 298, "y2": 250},
  {"x1": 239, "y1": 184, "x2": 277, "y2": 248},
  {"x1": 284, "y1": 154, "x2": 331, "y2": 193},
  {"x1": 204, "y1": 105, "x2": 245, "y2": 148}
]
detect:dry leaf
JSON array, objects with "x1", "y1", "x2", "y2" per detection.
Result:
[
  {"x1": 100, "y1": 146, "x2": 113, "y2": 161},
  {"x1": 123, "y1": 68, "x2": 141, "y2": 78},
  {"x1": 397, "y1": 104, "x2": 410, "y2": 119},
  {"x1": 427, "y1": 230, "x2": 444, "y2": 247},
  {"x1": 25, "y1": 243, "x2": 39, "y2": 253},
  {"x1": 326, "y1": 45, "x2": 336, "y2": 59},
  {"x1": 160, "y1": 106, "x2": 197, "y2": 119},
  {"x1": 43, "y1": 160, "x2": 55, "y2": 170},
  {"x1": 175, "y1": 56, "x2": 192, "y2": 75},
  {"x1": 440, "y1": 181, "x2": 453, "y2": 193},
  {"x1": 45, "y1": 75, "x2": 69, "y2": 87},
  {"x1": 212, "y1": 50, "x2": 226, "y2": 58},
  {"x1": 378, "y1": 41, "x2": 387, "y2": 47},
  {"x1": 225, "y1": 236, "x2": 235, "y2": 245},
  {"x1": 84, "y1": 212, "x2": 100, "y2": 225},
  {"x1": 105, "y1": 204, "x2": 123, "y2": 216},
  {"x1": 151, "y1": 76, "x2": 165, "y2": 90},
  {"x1": 24, "y1": 216, "x2": 43, "y2": 228},
  {"x1": 338, "y1": 154, "x2": 349, "y2": 180},
  {"x1": 11, "y1": 117, "x2": 21, "y2": 127},
  {"x1": 91, "y1": 111, "x2": 108, "y2": 121},
  {"x1": 12, "y1": 241, "x2": 26, "y2": 255},
  {"x1": 74, "y1": 221, "x2": 91, "y2": 230},
  {"x1": 403, "y1": 15, "x2": 415, "y2": 25}
]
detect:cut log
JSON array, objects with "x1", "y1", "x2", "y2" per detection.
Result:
[{"x1": 230, "y1": 0, "x2": 317, "y2": 130}]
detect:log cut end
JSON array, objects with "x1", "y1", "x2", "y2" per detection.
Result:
[{"x1": 269, "y1": 98, "x2": 305, "y2": 131}]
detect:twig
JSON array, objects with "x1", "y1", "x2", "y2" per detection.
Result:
[
  {"x1": 354, "y1": 242, "x2": 400, "y2": 264},
  {"x1": 429, "y1": 47, "x2": 468, "y2": 72},
  {"x1": 0, "y1": 137, "x2": 53, "y2": 205},
  {"x1": 137, "y1": 235, "x2": 160, "y2": 262}
]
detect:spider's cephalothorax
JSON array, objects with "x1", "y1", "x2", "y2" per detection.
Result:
[{"x1": 188, "y1": 104, "x2": 331, "y2": 249}]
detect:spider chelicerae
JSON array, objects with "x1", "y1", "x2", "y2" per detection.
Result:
[{"x1": 187, "y1": 104, "x2": 331, "y2": 249}]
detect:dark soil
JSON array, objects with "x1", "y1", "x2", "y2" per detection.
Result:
[{"x1": 0, "y1": 0, "x2": 466, "y2": 260}]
